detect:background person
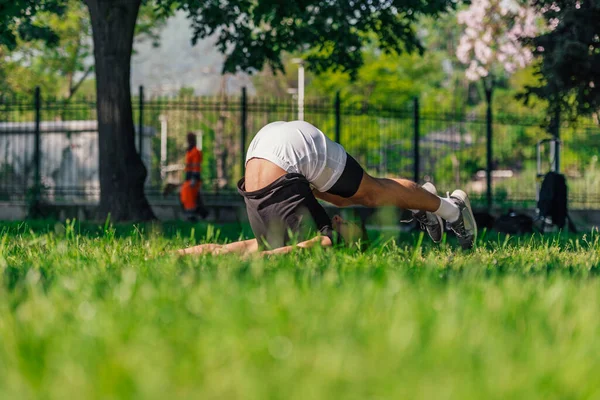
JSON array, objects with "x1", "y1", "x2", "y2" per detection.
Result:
[{"x1": 180, "y1": 132, "x2": 208, "y2": 220}]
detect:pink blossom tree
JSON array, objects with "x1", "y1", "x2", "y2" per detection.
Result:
[
  {"x1": 455, "y1": 0, "x2": 539, "y2": 209},
  {"x1": 456, "y1": 0, "x2": 539, "y2": 102}
]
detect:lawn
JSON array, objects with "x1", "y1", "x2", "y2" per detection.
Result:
[{"x1": 1, "y1": 220, "x2": 600, "y2": 399}]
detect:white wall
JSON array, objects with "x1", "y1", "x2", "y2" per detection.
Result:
[{"x1": 0, "y1": 121, "x2": 155, "y2": 203}]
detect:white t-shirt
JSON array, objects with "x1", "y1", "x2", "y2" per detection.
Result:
[{"x1": 245, "y1": 121, "x2": 347, "y2": 192}]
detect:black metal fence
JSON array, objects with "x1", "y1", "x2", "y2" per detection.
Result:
[{"x1": 1, "y1": 87, "x2": 599, "y2": 209}]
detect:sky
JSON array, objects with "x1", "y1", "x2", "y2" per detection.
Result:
[{"x1": 130, "y1": 12, "x2": 255, "y2": 97}]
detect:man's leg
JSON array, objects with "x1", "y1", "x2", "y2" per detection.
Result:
[
  {"x1": 349, "y1": 173, "x2": 446, "y2": 213},
  {"x1": 312, "y1": 190, "x2": 354, "y2": 208},
  {"x1": 316, "y1": 179, "x2": 442, "y2": 213},
  {"x1": 194, "y1": 184, "x2": 209, "y2": 219},
  {"x1": 321, "y1": 154, "x2": 446, "y2": 213},
  {"x1": 348, "y1": 173, "x2": 477, "y2": 248},
  {"x1": 316, "y1": 153, "x2": 458, "y2": 243},
  {"x1": 351, "y1": 173, "x2": 462, "y2": 223}
]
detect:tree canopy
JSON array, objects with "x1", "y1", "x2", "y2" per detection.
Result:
[
  {"x1": 0, "y1": 0, "x2": 68, "y2": 50},
  {"x1": 527, "y1": 0, "x2": 600, "y2": 117},
  {"x1": 155, "y1": 0, "x2": 455, "y2": 78},
  {"x1": 0, "y1": 0, "x2": 165, "y2": 98},
  {"x1": 0, "y1": 0, "x2": 458, "y2": 220},
  {"x1": 455, "y1": 0, "x2": 538, "y2": 89}
]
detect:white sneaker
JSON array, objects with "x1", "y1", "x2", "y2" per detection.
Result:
[
  {"x1": 447, "y1": 189, "x2": 477, "y2": 249},
  {"x1": 412, "y1": 182, "x2": 444, "y2": 243}
]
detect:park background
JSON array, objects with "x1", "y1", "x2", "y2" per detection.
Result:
[
  {"x1": 1, "y1": 0, "x2": 599, "y2": 223},
  {"x1": 1, "y1": 2, "x2": 600, "y2": 399}
]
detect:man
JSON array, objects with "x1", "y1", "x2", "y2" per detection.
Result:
[
  {"x1": 180, "y1": 133, "x2": 208, "y2": 220},
  {"x1": 179, "y1": 121, "x2": 476, "y2": 255}
]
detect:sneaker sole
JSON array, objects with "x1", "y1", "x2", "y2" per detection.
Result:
[
  {"x1": 422, "y1": 182, "x2": 444, "y2": 243},
  {"x1": 429, "y1": 214, "x2": 444, "y2": 243},
  {"x1": 451, "y1": 189, "x2": 477, "y2": 246}
]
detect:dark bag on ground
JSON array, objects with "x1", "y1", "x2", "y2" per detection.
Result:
[
  {"x1": 494, "y1": 211, "x2": 534, "y2": 234},
  {"x1": 537, "y1": 171, "x2": 568, "y2": 228},
  {"x1": 474, "y1": 211, "x2": 495, "y2": 231}
]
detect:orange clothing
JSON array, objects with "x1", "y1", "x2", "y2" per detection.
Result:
[
  {"x1": 185, "y1": 147, "x2": 202, "y2": 173},
  {"x1": 180, "y1": 180, "x2": 200, "y2": 211}
]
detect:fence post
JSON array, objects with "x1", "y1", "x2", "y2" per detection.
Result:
[
  {"x1": 34, "y1": 86, "x2": 41, "y2": 203},
  {"x1": 486, "y1": 90, "x2": 493, "y2": 211},
  {"x1": 138, "y1": 85, "x2": 144, "y2": 157},
  {"x1": 334, "y1": 91, "x2": 341, "y2": 144},
  {"x1": 240, "y1": 87, "x2": 247, "y2": 176},
  {"x1": 553, "y1": 108, "x2": 560, "y2": 173},
  {"x1": 413, "y1": 97, "x2": 420, "y2": 183}
]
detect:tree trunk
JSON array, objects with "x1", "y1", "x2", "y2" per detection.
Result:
[{"x1": 85, "y1": 0, "x2": 155, "y2": 221}]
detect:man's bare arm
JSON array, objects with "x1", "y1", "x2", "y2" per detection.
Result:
[
  {"x1": 178, "y1": 238, "x2": 259, "y2": 255},
  {"x1": 178, "y1": 235, "x2": 332, "y2": 257},
  {"x1": 259, "y1": 235, "x2": 332, "y2": 256}
]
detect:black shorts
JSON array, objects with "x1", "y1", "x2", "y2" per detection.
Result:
[{"x1": 326, "y1": 153, "x2": 364, "y2": 198}]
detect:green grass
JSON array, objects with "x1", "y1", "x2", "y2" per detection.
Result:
[{"x1": 1, "y1": 220, "x2": 600, "y2": 399}]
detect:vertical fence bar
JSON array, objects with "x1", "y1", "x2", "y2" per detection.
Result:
[
  {"x1": 413, "y1": 97, "x2": 420, "y2": 183},
  {"x1": 298, "y1": 63, "x2": 305, "y2": 121},
  {"x1": 486, "y1": 91, "x2": 493, "y2": 211},
  {"x1": 334, "y1": 91, "x2": 341, "y2": 144},
  {"x1": 138, "y1": 85, "x2": 144, "y2": 156},
  {"x1": 240, "y1": 87, "x2": 247, "y2": 176},
  {"x1": 33, "y1": 87, "x2": 41, "y2": 202},
  {"x1": 553, "y1": 108, "x2": 560, "y2": 173},
  {"x1": 159, "y1": 114, "x2": 167, "y2": 179}
]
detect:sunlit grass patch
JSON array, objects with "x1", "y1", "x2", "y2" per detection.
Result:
[{"x1": 0, "y1": 221, "x2": 599, "y2": 399}]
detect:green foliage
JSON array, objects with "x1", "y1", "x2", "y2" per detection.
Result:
[
  {"x1": 1, "y1": 221, "x2": 600, "y2": 397},
  {"x1": 0, "y1": 0, "x2": 166, "y2": 99},
  {"x1": 155, "y1": 0, "x2": 456, "y2": 78},
  {"x1": 526, "y1": 0, "x2": 600, "y2": 117},
  {"x1": 0, "y1": 0, "x2": 67, "y2": 50},
  {"x1": 16, "y1": 0, "x2": 92, "y2": 98},
  {"x1": 251, "y1": 11, "x2": 547, "y2": 115},
  {"x1": 306, "y1": 49, "x2": 446, "y2": 106},
  {"x1": 0, "y1": 0, "x2": 71, "y2": 94}
]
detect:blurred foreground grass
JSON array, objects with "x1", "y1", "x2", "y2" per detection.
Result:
[{"x1": 1, "y1": 220, "x2": 600, "y2": 399}]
